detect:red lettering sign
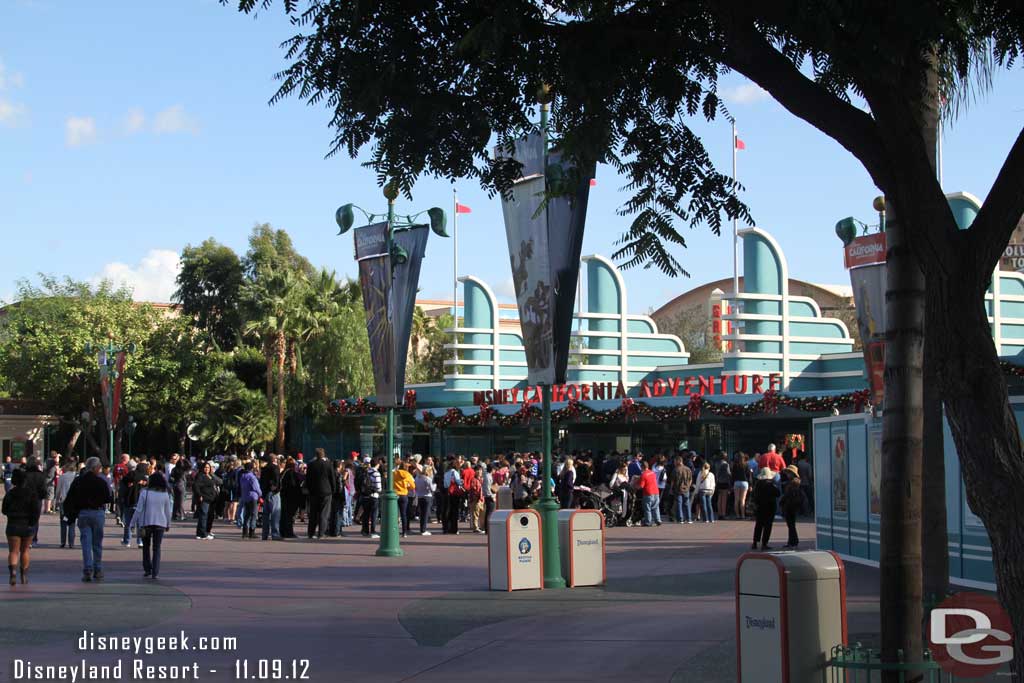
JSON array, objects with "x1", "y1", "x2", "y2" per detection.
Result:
[{"x1": 845, "y1": 232, "x2": 887, "y2": 269}]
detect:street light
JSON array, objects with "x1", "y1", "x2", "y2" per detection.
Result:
[
  {"x1": 336, "y1": 185, "x2": 447, "y2": 558},
  {"x1": 84, "y1": 336, "x2": 137, "y2": 466},
  {"x1": 127, "y1": 416, "x2": 138, "y2": 456}
]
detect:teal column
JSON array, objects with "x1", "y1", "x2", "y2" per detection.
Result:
[
  {"x1": 587, "y1": 259, "x2": 620, "y2": 368},
  {"x1": 463, "y1": 280, "x2": 494, "y2": 378},
  {"x1": 742, "y1": 233, "x2": 783, "y2": 354}
]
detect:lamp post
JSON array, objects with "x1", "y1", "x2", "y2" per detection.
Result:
[
  {"x1": 336, "y1": 185, "x2": 448, "y2": 558},
  {"x1": 127, "y1": 416, "x2": 137, "y2": 457},
  {"x1": 84, "y1": 336, "x2": 136, "y2": 466}
]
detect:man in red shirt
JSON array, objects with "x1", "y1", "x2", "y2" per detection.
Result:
[
  {"x1": 758, "y1": 444, "x2": 786, "y2": 475},
  {"x1": 637, "y1": 461, "x2": 662, "y2": 526},
  {"x1": 112, "y1": 454, "x2": 130, "y2": 522}
]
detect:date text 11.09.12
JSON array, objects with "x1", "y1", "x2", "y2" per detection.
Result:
[{"x1": 234, "y1": 659, "x2": 310, "y2": 680}]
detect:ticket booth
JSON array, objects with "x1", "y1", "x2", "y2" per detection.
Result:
[
  {"x1": 488, "y1": 509, "x2": 543, "y2": 591},
  {"x1": 557, "y1": 509, "x2": 606, "y2": 587},
  {"x1": 736, "y1": 551, "x2": 847, "y2": 683}
]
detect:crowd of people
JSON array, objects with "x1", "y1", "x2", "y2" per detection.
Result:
[{"x1": 0, "y1": 441, "x2": 814, "y2": 585}]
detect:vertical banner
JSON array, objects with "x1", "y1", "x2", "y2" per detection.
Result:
[
  {"x1": 355, "y1": 221, "x2": 397, "y2": 407},
  {"x1": 845, "y1": 233, "x2": 887, "y2": 406},
  {"x1": 391, "y1": 225, "x2": 430, "y2": 402},
  {"x1": 111, "y1": 351, "x2": 126, "y2": 428},
  {"x1": 497, "y1": 133, "x2": 592, "y2": 385},
  {"x1": 98, "y1": 350, "x2": 113, "y2": 430}
]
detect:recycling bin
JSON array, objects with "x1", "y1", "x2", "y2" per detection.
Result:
[
  {"x1": 488, "y1": 509, "x2": 543, "y2": 591},
  {"x1": 736, "y1": 551, "x2": 847, "y2": 683},
  {"x1": 496, "y1": 485, "x2": 513, "y2": 510},
  {"x1": 557, "y1": 509, "x2": 606, "y2": 587}
]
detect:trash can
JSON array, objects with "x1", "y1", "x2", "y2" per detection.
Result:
[
  {"x1": 496, "y1": 485, "x2": 513, "y2": 510},
  {"x1": 488, "y1": 509, "x2": 543, "y2": 591},
  {"x1": 557, "y1": 509, "x2": 606, "y2": 587},
  {"x1": 736, "y1": 551, "x2": 848, "y2": 683}
]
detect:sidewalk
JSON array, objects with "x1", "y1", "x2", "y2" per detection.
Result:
[{"x1": 0, "y1": 513, "x2": 878, "y2": 682}]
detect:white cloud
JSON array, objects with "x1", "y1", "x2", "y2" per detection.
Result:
[
  {"x1": 152, "y1": 104, "x2": 199, "y2": 135},
  {"x1": 93, "y1": 249, "x2": 181, "y2": 302},
  {"x1": 123, "y1": 107, "x2": 146, "y2": 134},
  {"x1": 721, "y1": 82, "x2": 770, "y2": 105},
  {"x1": 0, "y1": 99, "x2": 28, "y2": 127},
  {"x1": 65, "y1": 116, "x2": 97, "y2": 147}
]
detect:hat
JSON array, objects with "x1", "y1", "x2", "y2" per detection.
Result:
[
  {"x1": 757, "y1": 467, "x2": 775, "y2": 480},
  {"x1": 362, "y1": 456, "x2": 371, "y2": 464},
  {"x1": 350, "y1": 451, "x2": 359, "y2": 459},
  {"x1": 785, "y1": 464, "x2": 799, "y2": 475},
  {"x1": 411, "y1": 453, "x2": 423, "y2": 463}
]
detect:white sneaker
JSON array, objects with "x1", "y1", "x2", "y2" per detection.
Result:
[
  {"x1": 421, "y1": 531, "x2": 432, "y2": 536},
  {"x1": 205, "y1": 533, "x2": 215, "y2": 540},
  {"x1": 195, "y1": 535, "x2": 204, "y2": 540},
  {"x1": 370, "y1": 534, "x2": 380, "y2": 539}
]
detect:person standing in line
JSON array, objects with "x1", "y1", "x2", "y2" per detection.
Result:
[
  {"x1": 112, "y1": 454, "x2": 130, "y2": 524},
  {"x1": 467, "y1": 464, "x2": 485, "y2": 534},
  {"x1": 192, "y1": 461, "x2": 219, "y2": 540},
  {"x1": 713, "y1": 451, "x2": 732, "y2": 521},
  {"x1": 169, "y1": 455, "x2": 189, "y2": 521},
  {"x1": 695, "y1": 462, "x2": 716, "y2": 524},
  {"x1": 780, "y1": 465, "x2": 805, "y2": 550},
  {"x1": 238, "y1": 461, "x2": 262, "y2": 540},
  {"x1": 751, "y1": 467, "x2": 781, "y2": 551},
  {"x1": 731, "y1": 452, "x2": 752, "y2": 519},
  {"x1": 667, "y1": 455, "x2": 693, "y2": 524},
  {"x1": 43, "y1": 454, "x2": 59, "y2": 515},
  {"x1": 341, "y1": 461, "x2": 355, "y2": 531},
  {"x1": 122, "y1": 462, "x2": 150, "y2": 548},
  {"x1": 481, "y1": 463, "x2": 496, "y2": 534},
  {"x1": 556, "y1": 457, "x2": 576, "y2": 510},
  {"x1": 65, "y1": 457, "x2": 112, "y2": 582},
  {"x1": 304, "y1": 449, "x2": 336, "y2": 540},
  {"x1": 279, "y1": 457, "x2": 301, "y2": 539},
  {"x1": 654, "y1": 454, "x2": 669, "y2": 516},
  {"x1": 259, "y1": 454, "x2": 282, "y2": 541},
  {"x1": 637, "y1": 461, "x2": 662, "y2": 527},
  {"x1": 3, "y1": 470, "x2": 40, "y2": 585},
  {"x1": 328, "y1": 459, "x2": 347, "y2": 537},
  {"x1": 443, "y1": 457, "x2": 464, "y2": 535},
  {"x1": 392, "y1": 459, "x2": 415, "y2": 538},
  {"x1": 360, "y1": 457, "x2": 382, "y2": 538},
  {"x1": 131, "y1": 471, "x2": 172, "y2": 579},
  {"x1": 55, "y1": 458, "x2": 79, "y2": 548},
  {"x1": 414, "y1": 465, "x2": 434, "y2": 536},
  {"x1": 795, "y1": 453, "x2": 814, "y2": 514}
]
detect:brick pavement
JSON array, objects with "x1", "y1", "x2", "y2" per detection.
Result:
[{"x1": 0, "y1": 513, "x2": 881, "y2": 683}]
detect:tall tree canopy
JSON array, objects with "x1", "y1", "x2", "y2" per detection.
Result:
[{"x1": 174, "y1": 238, "x2": 245, "y2": 351}]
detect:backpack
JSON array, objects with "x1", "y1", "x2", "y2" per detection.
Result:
[
  {"x1": 447, "y1": 471, "x2": 465, "y2": 497},
  {"x1": 356, "y1": 467, "x2": 376, "y2": 497},
  {"x1": 715, "y1": 460, "x2": 732, "y2": 486}
]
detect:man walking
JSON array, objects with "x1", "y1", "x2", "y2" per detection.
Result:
[
  {"x1": 304, "y1": 449, "x2": 335, "y2": 540},
  {"x1": 64, "y1": 457, "x2": 112, "y2": 582},
  {"x1": 55, "y1": 458, "x2": 79, "y2": 548},
  {"x1": 259, "y1": 454, "x2": 282, "y2": 541}
]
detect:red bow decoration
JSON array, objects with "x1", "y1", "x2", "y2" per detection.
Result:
[
  {"x1": 404, "y1": 389, "x2": 417, "y2": 410},
  {"x1": 853, "y1": 389, "x2": 870, "y2": 413},
  {"x1": 421, "y1": 410, "x2": 433, "y2": 426},
  {"x1": 687, "y1": 393, "x2": 703, "y2": 422},
  {"x1": 763, "y1": 389, "x2": 779, "y2": 415},
  {"x1": 515, "y1": 402, "x2": 533, "y2": 425},
  {"x1": 477, "y1": 402, "x2": 496, "y2": 424},
  {"x1": 566, "y1": 398, "x2": 581, "y2": 419},
  {"x1": 622, "y1": 397, "x2": 638, "y2": 423}
]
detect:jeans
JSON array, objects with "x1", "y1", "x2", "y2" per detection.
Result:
[
  {"x1": 241, "y1": 500, "x2": 257, "y2": 532},
  {"x1": 142, "y1": 527, "x2": 165, "y2": 576},
  {"x1": 261, "y1": 492, "x2": 281, "y2": 540},
  {"x1": 361, "y1": 497, "x2": 379, "y2": 535},
  {"x1": 642, "y1": 494, "x2": 661, "y2": 525},
  {"x1": 342, "y1": 493, "x2": 354, "y2": 527},
  {"x1": 195, "y1": 502, "x2": 210, "y2": 538},
  {"x1": 59, "y1": 504, "x2": 77, "y2": 546},
  {"x1": 77, "y1": 509, "x2": 104, "y2": 574},
  {"x1": 418, "y1": 497, "x2": 432, "y2": 534},
  {"x1": 675, "y1": 493, "x2": 692, "y2": 522},
  {"x1": 397, "y1": 495, "x2": 410, "y2": 535},
  {"x1": 121, "y1": 505, "x2": 136, "y2": 544},
  {"x1": 698, "y1": 491, "x2": 715, "y2": 522}
]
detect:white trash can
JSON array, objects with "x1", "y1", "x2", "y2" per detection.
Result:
[
  {"x1": 488, "y1": 509, "x2": 543, "y2": 591},
  {"x1": 496, "y1": 485, "x2": 513, "y2": 510},
  {"x1": 736, "y1": 551, "x2": 848, "y2": 683},
  {"x1": 557, "y1": 509, "x2": 606, "y2": 587}
]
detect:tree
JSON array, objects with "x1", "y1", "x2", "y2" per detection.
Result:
[
  {"x1": 230, "y1": 2, "x2": 1024, "y2": 674},
  {"x1": 407, "y1": 312, "x2": 453, "y2": 385},
  {"x1": 198, "y1": 371, "x2": 276, "y2": 454},
  {"x1": 173, "y1": 238, "x2": 245, "y2": 351},
  {"x1": 656, "y1": 305, "x2": 724, "y2": 365}
]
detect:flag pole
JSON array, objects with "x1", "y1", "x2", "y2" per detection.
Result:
[
  {"x1": 452, "y1": 187, "x2": 459, "y2": 364},
  {"x1": 732, "y1": 122, "x2": 739, "y2": 303}
]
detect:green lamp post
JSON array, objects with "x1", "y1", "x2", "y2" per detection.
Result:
[
  {"x1": 84, "y1": 336, "x2": 136, "y2": 466},
  {"x1": 336, "y1": 185, "x2": 448, "y2": 558}
]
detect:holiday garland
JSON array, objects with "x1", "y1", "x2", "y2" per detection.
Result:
[{"x1": 326, "y1": 390, "x2": 417, "y2": 417}]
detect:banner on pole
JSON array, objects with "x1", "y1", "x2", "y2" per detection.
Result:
[
  {"x1": 355, "y1": 221, "x2": 397, "y2": 406},
  {"x1": 111, "y1": 351, "x2": 126, "y2": 428},
  {"x1": 98, "y1": 350, "x2": 112, "y2": 430},
  {"x1": 846, "y1": 234, "x2": 887, "y2": 406},
  {"x1": 497, "y1": 133, "x2": 592, "y2": 385},
  {"x1": 391, "y1": 225, "x2": 430, "y2": 403}
]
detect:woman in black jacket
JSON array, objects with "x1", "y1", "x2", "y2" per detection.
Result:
[
  {"x1": 3, "y1": 469, "x2": 41, "y2": 585},
  {"x1": 279, "y1": 457, "x2": 301, "y2": 539},
  {"x1": 751, "y1": 467, "x2": 781, "y2": 551}
]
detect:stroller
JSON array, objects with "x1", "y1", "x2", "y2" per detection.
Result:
[{"x1": 590, "y1": 484, "x2": 639, "y2": 528}]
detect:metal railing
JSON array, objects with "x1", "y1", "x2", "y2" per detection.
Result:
[{"x1": 822, "y1": 644, "x2": 953, "y2": 683}]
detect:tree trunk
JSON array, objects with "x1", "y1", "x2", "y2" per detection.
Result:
[
  {"x1": 276, "y1": 330, "x2": 286, "y2": 453},
  {"x1": 934, "y1": 281, "x2": 1024, "y2": 678},
  {"x1": 265, "y1": 340, "x2": 274, "y2": 405},
  {"x1": 880, "y1": 207, "x2": 925, "y2": 681},
  {"x1": 65, "y1": 429, "x2": 82, "y2": 462}
]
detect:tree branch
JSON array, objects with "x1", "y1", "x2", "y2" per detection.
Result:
[{"x1": 966, "y1": 125, "x2": 1024, "y2": 272}]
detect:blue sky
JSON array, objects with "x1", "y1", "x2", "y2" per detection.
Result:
[{"x1": 2, "y1": 1, "x2": 1022, "y2": 313}]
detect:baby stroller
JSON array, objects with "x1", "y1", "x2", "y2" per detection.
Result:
[
  {"x1": 572, "y1": 485, "x2": 599, "y2": 510},
  {"x1": 592, "y1": 484, "x2": 636, "y2": 528}
]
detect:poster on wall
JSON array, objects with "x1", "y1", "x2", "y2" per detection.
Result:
[
  {"x1": 868, "y1": 425, "x2": 882, "y2": 516},
  {"x1": 832, "y1": 431, "x2": 848, "y2": 513}
]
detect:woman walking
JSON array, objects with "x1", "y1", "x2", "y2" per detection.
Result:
[
  {"x1": 238, "y1": 461, "x2": 262, "y2": 540},
  {"x1": 695, "y1": 462, "x2": 716, "y2": 523},
  {"x1": 780, "y1": 465, "x2": 805, "y2": 549},
  {"x1": 3, "y1": 470, "x2": 40, "y2": 585},
  {"x1": 131, "y1": 472, "x2": 172, "y2": 579},
  {"x1": 751, "y1": 467, "x2": 781, "y2": 550}
]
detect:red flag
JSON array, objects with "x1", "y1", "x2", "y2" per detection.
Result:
[
  {"x1": 735, "y1": 136, "x2": 746, "y2": 150},
  {"x1": 455, "y1": 202, "x2": 472, "y2": 214},
  {"x1": 589, "y1": 178, "x2": 597, "y2": 187}
]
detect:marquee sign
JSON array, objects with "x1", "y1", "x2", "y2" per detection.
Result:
[{"x1": 473, "y1": 373, "x2": 782, "y2": 406}]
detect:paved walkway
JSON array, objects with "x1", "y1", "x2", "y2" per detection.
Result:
[{"x1": 0, "y1": 513, "x2": 880, "y2": 682}]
